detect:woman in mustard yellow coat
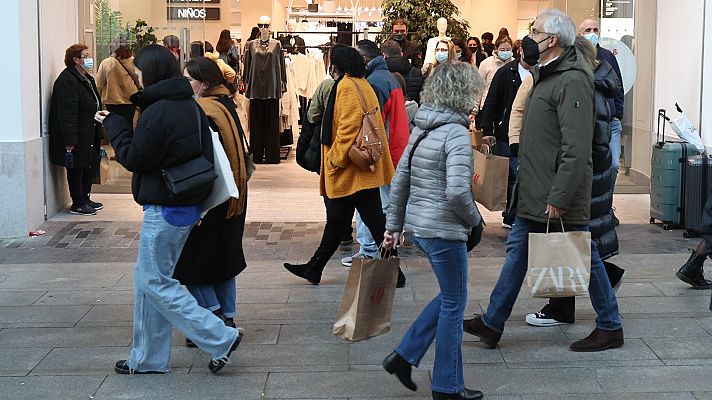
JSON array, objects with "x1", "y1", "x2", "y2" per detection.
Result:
[{"x1": 284, "y1": 45, "x2": 398, "y2": 285}]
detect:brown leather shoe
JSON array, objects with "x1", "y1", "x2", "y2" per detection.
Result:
[
  {"x1": 569, "y1": 328, "x2": 624, "y2": 352},
  {"x1": 463, "y1": 314, "x2": 501, "y2": 349}
]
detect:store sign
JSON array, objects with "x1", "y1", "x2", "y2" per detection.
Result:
[
  {"x1": 167, "y1": 0, "x2": 220, "y2": 4},
  {"x1": 167, "y1": 7, "x2": 221, "y2": 20}
]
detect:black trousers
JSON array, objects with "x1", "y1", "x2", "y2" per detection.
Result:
[
  {"x1": 323, "y1": 196, "x2": 353, "y2": 240},
  {"x1": 249, "y1": 99, "x2": 280, "y2": 164},
  {"x1": 66, "y1": 167, "x2": 94, "y2": 207},
  {"x1": 543, "y1": 260, "x2": 621, "y2": 323},
  {"x1": 314, "y1": 188, "x2": 386, "y2": 271},
  {"x1": 106, "y1": 104, "x2": 136, "y2": 126}
]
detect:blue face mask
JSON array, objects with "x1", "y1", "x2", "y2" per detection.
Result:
[
  {"x1": 82, "y1": 57, "x2": 94, "y2": 70},
  {"x1": 584, "y1": 33, "x2": 599, "y2": 47},
  {"x1": 435, "y1": 52, "x2": 448, "y2": 63},
  {"x1": 498, "y1": 50, "x2": 513, "y2": 61}
]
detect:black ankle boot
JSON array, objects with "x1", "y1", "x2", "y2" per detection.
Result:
[
  {"x1": 284, "y1": 257, "x2": 324, "y2": 285},
  {"x1": 432, "y1": 388, "x2": 484, "y2": 400},
  {"x1": 382, "y1": 351, "x2": 417, "y2": 391},
  {"x1": 396, "y1": 268, "x2": 406, "y2": 288},
  {"x1": 677, "y1": 251, "x2": 712, "y2": 289}
]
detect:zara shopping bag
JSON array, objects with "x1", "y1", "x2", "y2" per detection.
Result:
[
  {"x1": 526, "y1": 219, "x2": 592, "y2": 298},
  {"x1": 333, "y1": 255, "x2": 399, "y2": 341},
  {"x1": 200, "y1": 128, "x2": 240, "y2": 218},
  {"x1": 471, "y1": 145, "x2": 509, "y2": 211}
]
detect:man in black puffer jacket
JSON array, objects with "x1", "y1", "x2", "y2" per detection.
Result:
[
  {"x1": 525, "y1": 40, "x2": 626, "y2": 328},
  {"x1": 382, "y1": 40, "x2": 423, "y2": 104}
]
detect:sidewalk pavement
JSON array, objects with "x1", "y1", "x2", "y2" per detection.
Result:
[{"x1": 0, "y1": 161, "x2": 711, "y2": 399}]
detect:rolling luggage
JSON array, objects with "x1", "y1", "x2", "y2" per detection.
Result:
[
  {"x1": 650, "y1": 109, "x2": 701, "y2": 230},
  {"x1": 683, "y1": 154, "x2": 712, "y2": 238}
]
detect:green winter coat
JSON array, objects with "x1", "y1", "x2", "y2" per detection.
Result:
[{"x1": 516, "y1": 45, "x2": 595, "y2": 225}]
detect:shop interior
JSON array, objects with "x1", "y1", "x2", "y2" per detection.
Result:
[{"x1": 89, "y1": 0, "x2": 643, "y2": 194}]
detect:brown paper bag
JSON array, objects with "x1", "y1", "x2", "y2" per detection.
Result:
[
  {"x1": 469, "y1": 123, "x2": 483, "y2": 152},
  {"x1": 93, "y1": 151, "x2": 110, "y2": 185},
  {"x1": 333, "y1": 256, "x2": 399, "y2": 341},
  {"x1": 471, "y1": 145, "x2": 509, "y2": 211},
  {"x1": 526, "y1": 223, "x2": 592, "y2": 298}
]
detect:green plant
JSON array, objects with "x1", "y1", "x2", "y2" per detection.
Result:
[
  {"x1": 126, "y1": 19, "x2": 158, "y2": 54},
  {"x1": 95, "y1": 0, "x2": 123, "y2": 62},
  {"x1": 380, "y1": 0, "x2": 471, "y2": 48}
]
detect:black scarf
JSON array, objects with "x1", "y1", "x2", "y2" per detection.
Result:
[{"x1": 320, "y1": 74, "x2": 344, "y2": 145}]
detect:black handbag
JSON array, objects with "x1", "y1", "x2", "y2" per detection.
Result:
[
  {"x1": 161, "y1": 104, "x2": 217, "y2": 201},
  {"x1": 407, "y1": 130, "x2": 484, "y2": 252}
]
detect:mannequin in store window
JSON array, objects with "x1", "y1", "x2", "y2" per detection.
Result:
[
  {"x1": 242, "y1": 15, "x2": 287, "y2": 164},
  {"x1": 279, "y1": 19, "x2": 306, "y2": 55},
  {"x1": 422, "y1": 17, "x2": 451, "y2": 74}
]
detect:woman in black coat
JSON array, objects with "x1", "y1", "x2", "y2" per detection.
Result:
[
  {"x1": 526, "y1": 38, "x2": 626, "y2": 327},
  {"x1": 49, "y1": 44, "x2": 103, "y2": 215},
  {"x1": 676, "y1": 190, "x2": 712, "y2": 290},
  {"x1": 96, "y1": 45, "x2": 241, "y2": 375},
  {"x1": 173, "y1": 57, "x2": 249, "y2": 342}
]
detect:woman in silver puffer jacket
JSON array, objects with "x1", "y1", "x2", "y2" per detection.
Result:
[{"x1": 381, "y1": 62, "x2": 486, "y2": 400}]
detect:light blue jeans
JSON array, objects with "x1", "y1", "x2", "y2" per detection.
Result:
[
  {"x1": 187, "y1": 278, "x2": 237, "y2": 318},
  {"x1": 610, "y1": 118, "x2": 622, "y2": 188},
  {"x1": 128, "y1": 205, "x2": 238, "y2": 372},
  {"x1": 482, "y1": 217, "x2": 621, "y2": 333},
  {"x1": 355, "y1": 184, "x2": 390, "y2": 257},
  {"x1": 395, "y1": 236, "x2": 468, "y2": 394}
]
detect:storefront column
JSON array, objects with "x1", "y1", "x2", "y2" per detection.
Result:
[
  {"x1": 0, "y1": 0, "x2": 44, "y2": 237},
  {"x1": 701, "y1": 0, "x2": 712, "y2": 147}
]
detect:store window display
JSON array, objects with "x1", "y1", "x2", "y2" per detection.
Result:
[
  {"x1": 242, "y1": 16, "x2": 288, "y2": 164},
  {"x1": 279, "y1": 20, "x2": 306, "y2": 55},
  {"x1": 422, "y1": 18, "x2": 451, "y2": 74}
]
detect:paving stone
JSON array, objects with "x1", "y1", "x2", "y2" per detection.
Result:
[
  {"x1": 0, "y1": 348, "x2": 52, "y2": 376},
  {"x1": 0, "y1": 376, "x2": 105, "y2": 400},
  {"x1": 31, "y1": 346, "x2": 198, "y2": 375},
  {"x1": 463, "y1": 365, "x2": 603, "y2": 395},
  {"x1": 264, "y1": 370, "x2": 432, "y2": 398},
  {"x1": 0, "y1": 326, "x2": 131, "y2": 347},
  {"x1": 498, "y1": 339, "x2": 659, "y2": 366},
  {"x1": 693, "y1": 393, "x2": 712, "y2": 400},
  {"x1": 615, "y1": 282, "x2": 667, "y2": 297},
  {"x1": 277, "y1": 323, "x2": 346, "y2": 345},
  {"x1": 238, "y1": 288, "x2": 291, "y2": 304},
  {"x1": 596, "y1": 366, "x2": 712, "y2": 392},
  {"x1": 652, "y1": 282, "x2": 712, "y2": 297},
  {"x1": 644, "y1": 337, "x2": 712, "y2": 363},
  {"x1": 523, "y1": 393, "x2": 696, "y2": 400},
  {"x1": 0, "y1": 305, "x2": 91, "y2": 328},
  {"x1": 35, "y1": 290, "x2": 133, "y2": 305},
  {"x1": 561, "y1": 318, "x2": 711, "y2": 339},
  {"x1": 94, "y1": 373, "x2": 268, "y2": 399},
  {"x1": 0, "y1": 290, "x2": 46, "y2": 306},
  {"x1": 79, "y1": 304, "x2": 133, "y2": 323},
  {"x1": 0, "y1": 263, "x2": 128, "y2": 289},
  {"x1": 617, "y1": 295, "x2": 711, "y2": 315}
]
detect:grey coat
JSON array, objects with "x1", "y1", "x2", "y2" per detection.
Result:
[{"x1": 386, "y1": 104, "x2": 482, "y2": 242}]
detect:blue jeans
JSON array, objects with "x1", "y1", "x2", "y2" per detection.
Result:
[
  {"x1": 482, "y1": 217, "x2": 621, "y2": 333},
  {"x1": 128, "y1": 205, "x2": 238, "y2": 372},
  {"x1": 610, "y1": 118, "x2": 622, "y2": 188},
  {"x1": 355, "y1": 184, "x2": 390, "y2": 257},
  {"x1": 187, "y1": 277, "x2": 237, "y2": 318},
  {"x1": 395, "y1": 237, "x2": 468, "y2": 394},
  {"x1": 494, "y1": 140, "x2": 517, "y2": 225}
]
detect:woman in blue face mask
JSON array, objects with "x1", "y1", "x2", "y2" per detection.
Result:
[
  {"x1": 476, "y1": 36, "x2": 514, "y2": 119},
  {"x1": 424, "y1": 39, "x2": 455, "y2": 78},
  {"x1": 48, "y1": 43, "x2": 104, "y2": 216}
]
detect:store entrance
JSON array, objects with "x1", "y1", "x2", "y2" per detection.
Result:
[{"x1": 93, "y1": 0, "x2": 209, "y2": 194}]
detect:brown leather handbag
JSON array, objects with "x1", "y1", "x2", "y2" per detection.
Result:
[{"x1": 347, "y1": 78, "x2": 384, "y2": 172}]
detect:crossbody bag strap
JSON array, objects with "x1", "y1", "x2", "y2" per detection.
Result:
[
  {"x1": 407, "y1": 130, "x2": 430, "y2": 170},
  {"x1": 348, "y1": 78, "x2": 369, "y2": 114},
  {"x1": 194, "y1": 102, "x2": 203, "y2": 152},
  {"x1": 115, "y1": 57, "x2": 141, "y2": 91}
]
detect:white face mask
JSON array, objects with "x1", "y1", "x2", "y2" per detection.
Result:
[{"x1": 584, "y1": 32, "x2": 600, "y2": 47}]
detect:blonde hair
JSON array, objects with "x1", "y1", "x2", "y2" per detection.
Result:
[
  {"x1": 421, "y1": 62, "x2": 486, "y2": 114},
  {"x1": 435, "y1": 39, "x2": 456, "y2": 65}
]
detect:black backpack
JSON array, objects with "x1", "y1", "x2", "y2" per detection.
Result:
[{"x1": 296, "y1": 103, "x2": 321, "y2": 174}]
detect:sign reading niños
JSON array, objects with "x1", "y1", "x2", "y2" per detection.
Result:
[
  {"x1": 167, "y1": 0, "x2": 220, "y2": 4},
  {"x1": 167, "y1": 7, "x2": 221, "y2": 20}
]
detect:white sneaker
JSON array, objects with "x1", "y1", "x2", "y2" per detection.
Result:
[
  {"x1": 525, "y1": 312, "x2": 570, "y2": 327},
  {"x1": 501, "y1": 222, "x2": 513, "y2": 229},
  {"x1": 341, "y1": 253, "x2": 373, "y2": 267}
]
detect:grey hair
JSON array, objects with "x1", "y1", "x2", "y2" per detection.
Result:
[
  {"x1": 539, "y1": 9, "x2": 576, "y2": 47},
  {"x1": 420, "y1": 62, "x2": 485, "y2": 115}
]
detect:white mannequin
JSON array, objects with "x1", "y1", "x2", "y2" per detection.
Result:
[
  {"x1": 287, "y1": 19, "x2": 298, "y2": 33},
  {"x1": 259, "y1": 15, "x2": 272, "y2": 41},
  {"x1": 422, "y1": 17, "x2": 451, "y2": 73}
]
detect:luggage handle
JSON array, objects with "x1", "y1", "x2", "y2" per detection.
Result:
[{"x1": 657, "y1": 109, "x2": 670, "y2": 147}]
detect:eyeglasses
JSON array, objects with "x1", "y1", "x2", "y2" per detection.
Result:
[
  {"x1": 258, "y1": 23, "x2": 270, "y2": 28},
  {"x1": 530, "y1": 27, "x2": 554, "y2": 36}
]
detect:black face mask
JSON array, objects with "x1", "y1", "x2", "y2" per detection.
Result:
[
  {"x1": 468, "y1": 46, "x2": 477, "y2": 53},
  {"x1": 521, "y1": 35, "x2": 552, "y2": 66},
  {"x1": 393, "y1": 34, "x2": 405, "y2": 42}
]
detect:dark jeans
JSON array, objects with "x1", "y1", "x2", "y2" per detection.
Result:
[
  {"x1": 313, "y1": 188, "x2": 385, "y2": 271},
  {"x1": 543, "y1": 260, "x2": 623, "y2": 323},
  {"x1": 66, "y1": 167, "x2": 94, "y2": 207},
  {"x1": 249, "y1": 99, "x2": 281, "y2": 164},
  {"x1": 494, "y1": 140, "x2": 517, "y2": 225}
]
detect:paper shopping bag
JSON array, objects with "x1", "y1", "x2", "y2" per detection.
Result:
[
  {"x1": 93, "y1": 148, "x2": 110, "y2": 185},
  {"x1": 469, "y1": 123, "x2": 483, "y2": 152},
  {"x1": 333, "y1": 256, "x2": 399, "y2": 341},
  {"x1": 526, "y1": 226, "x2": 592, "y2": 298},
  {"x1": 471, "y1": 145, "x2": 509, "y2": 211},
  {"x1": 200, "y1": 129, "x2": 240, "y2": 218}
]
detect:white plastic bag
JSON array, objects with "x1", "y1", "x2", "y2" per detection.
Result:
[
  {"x1": 200, "y1": 128, "x2": 239, "y2": 218},
  {"x1": 669, "y1": 104, "x2": 705, "y2": 152}
]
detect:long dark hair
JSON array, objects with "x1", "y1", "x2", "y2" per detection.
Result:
[
  {"x1": 452, "y1": 37, "x2": 472, "y2": 64},
  {"x1": 216, "y1": 29, "x2": 233, "y2": 54},
  {"x1": 185, "y1": 57, "x2": 227, "y2": 90},
  {"x1": 330, "y1": 44, "x2": 366, "y2": 78},
  {"x1": 134, "y1": 44, "x2": 180, "y2": 87},
  {"x1": 247, "y1": 27, "x2": 260, "y2": 41}
]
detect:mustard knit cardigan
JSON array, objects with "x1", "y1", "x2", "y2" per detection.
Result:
[{"x1": 320, "y1": 77, "x2": 394, "y2": 199}]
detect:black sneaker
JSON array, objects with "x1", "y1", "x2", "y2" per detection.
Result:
[
  {"x1": 208, "y1": 329, "x2": 244, "y2": 374},
  {"x1": 114, "y1": 360, "x2": 168, "y2": 375},
  {"x1": 87, "y1": 199, "x2": 104, "y2": 210},
  {"x1": 69, "y1": 205, "x2": 97, "y2": 215},
  {"x1": 525, "y1": 311, "x2": 571, "y2": 327}
]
